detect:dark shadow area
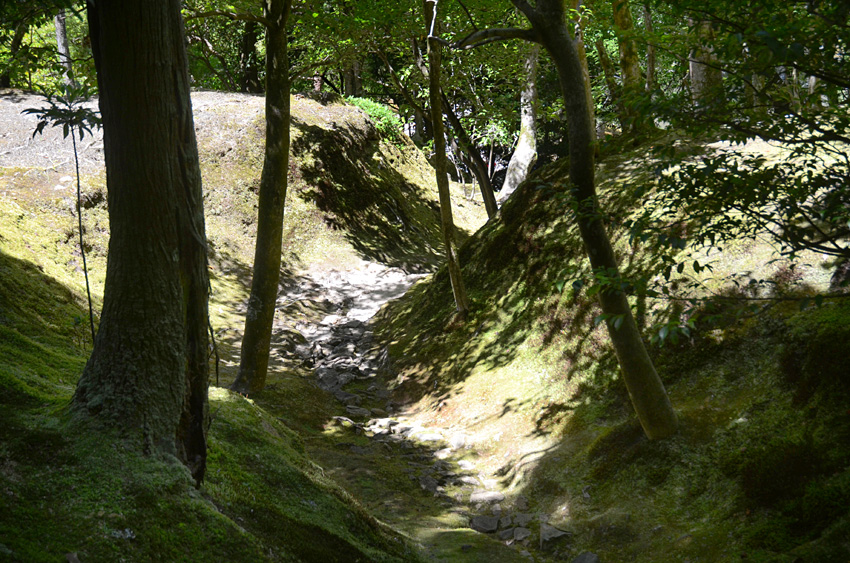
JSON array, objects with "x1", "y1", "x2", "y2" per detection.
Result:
[{"x1": 290, "y1": 115, "x2": 473, "y2": 273}]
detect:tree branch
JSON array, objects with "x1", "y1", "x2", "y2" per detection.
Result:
[
  {"x1": 452, "y1": 27, "x2": 539, "y2": 50},
  {"x1": 184, "y1": 10, "x2": 270, "y2": 28}
]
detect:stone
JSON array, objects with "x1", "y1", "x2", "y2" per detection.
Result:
[
  {"x1": 369, "y1": 418, "x2": 396, "y2": 429},
  {"x1": 419, "y1": 475, "x2": 439, "y2": 493},
  {"x1": 497, "y1": 528, "x2": 515, "y2": 541},
  {"x1": 434, "y1": 448, "x2": 452, "y2": 459},
  {"x1": 514, "y1": 495, "x2": 529, "y2": 511},
  {"x1": 449, "y1": 433, "x2": 467, "y2": 450},
  {"x1": 469, "y1": 515, "x2": 499, "y2": 534},
  {"x1": 65, "y1": 554, "x2": 81, "y2": 563},
  {"x1": 514, "y1": 527, "x2": 532, "y2": 541},
  {"x1": 514, "y1": 513, "x2": 534, "y2": 527},
  {"x1": 539, "y1": 523, "x2": 570, "y2": 549},
  {"x1": 459, "y1": 476, "x2": 480, "y2": 486},
  {"x1": 345, "y1": 405, "x2": 372, "y2": 418},
  {"x1": 333, "y1": 390, "x2": 362, "y2": 405},
  {"x1": 315, "y1": 367, "x2": 340, "y2": 390},
  {"x1": 457, "y1": 460, "x2": 475, "y2": 471},
  {"x1": 410, "y1": 431, "x2": 443, "y2": 442},
  {"x1": 572, "y1": 553, "x2": 600, "y2": 563},
  {"x1": 470, "y1": 490, "x2": 505, "y2": 504},
  {"x1": 499, "y1": 515, "x2": 513, "y2": 529},
  {"x1": 370, "y1": 408, "x2": 387, "y2": 416},
  {"x1": 330, "y1": 416, "x2": 355, "y2": 428}
]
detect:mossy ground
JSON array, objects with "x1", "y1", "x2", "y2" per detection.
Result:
[{"x1": 372, "y1": 136, "x2": 850, "y2": 562}]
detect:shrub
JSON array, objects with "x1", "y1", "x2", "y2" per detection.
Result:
[{"x1": 346, "y1": 97, "x2": 404, "y2": 143}]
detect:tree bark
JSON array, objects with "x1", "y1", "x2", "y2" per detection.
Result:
[
  {"x1": 511, "y1": 0, "x2": 678, "y2": 439},
  {"x1": 425, "y1": 0, "x2": 470, "y2": 318},
  {"x1": 688, "y1": 18, "x2": 724, "y2": 107},
  {"x1": 595, "y1": 38, "x2": 626, "y2": 130},
  {"x1": 612, "y1": 0, "x2": 642, "y2": 132},
  {"x1": 54, "y1": 9, "x2": 74, "y2": 86},
  {"x1": 73, "y1": 0, "x2": 210, "y2": 483},
  {"x1": 1, "y1": 20, "x2": 27, "y2": 88},
  {"x1": 239, "y1": 21, "x2": 262, "y2": 93},
  {"x1": 501, "y1": 44, "x2": 539, "y2": 202},
  {"x1": 643, "y1": 3, "x2": 656, "y2": 92},
  {"x1": 231, "y1": 0, "x2": 292, "y2": 395}
]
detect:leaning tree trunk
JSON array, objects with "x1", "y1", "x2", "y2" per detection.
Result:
[
  {"x1": 73, "y1": 0, "x2": 210, "y2": 483},
  {"x1": 54, "y1": 9, "x2": 74, "y2": 86},
  {"x1": 231, "y1": 0, "x2": 292, "y2": 395},
  {"x1": 501, "y1": 44, "x2": 539, "y2": 202},
  {"x1": 425, "y1": 0, "x2": 470, "y2": 318},
  {"x1": 512, "y1": 0, "x2": 678, "y2": 440}
]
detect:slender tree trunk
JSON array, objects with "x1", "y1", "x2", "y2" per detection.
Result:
[
  {"x1": 501, "y1": 44, "x2": 539, "y2": 202},
  {"x1": 1, "y1": 21, "x2": 27, "y2": 88},
  {"x1": 54, "y1": 9, "x2": 74, "y2": 86},
  {"x1": 570, "y1": 2, "x2": 596, "y2": 139},
  {"x1": 612, "y1": 0, "x2": 643, "y2": 132},
  {"x1": 689, "y1": 18, "x2": 724, "y2": 107},
  {"x1": 73, "y1": 0, "x2": 210, "y2": 483},
  {"x1": 441, "y1": 95, "x2": 498, "y2": 217},
  {"x1": 239, "y1": 21, "x2": 262, "y2": 93},
  {"x1": 643, "y1": 3, "x2": 656, "y2": 92},
  {"x1": 425, "y1": 0, "x2": 470, "y2": 318},
  {"x1": 512, "y1": 0, "x2": 678, "y2": 440},
  {"x1": 596, "y1": 38, "x2": 626, "y2": 130},
  {"x1": 231, "y1": 0, "x2": 292, "y2": 395}
]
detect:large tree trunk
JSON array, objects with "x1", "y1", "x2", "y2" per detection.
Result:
[
  {"x1": 425, "y1": 0, "x2": 470, "y2": 318},
  {"x1": 1, "y1": 20, "x2": 28, "y2": 88},
  {"x1": 73, "y1": 0, "x2": 210, "y2": 483},
  {"x1": 512, "y1": 0, "x2": 678, "y2": 440},
  {"x1": 612, "y1": 0, "x2": 643, "y2": 132},
  {"x1": 501, "y1": 44, "x2": 539, "y2": 202},
  {"x1": 239, "y1": 21, "x2": 262, "y2": 93},
  {"x1": 54, "y1": 9, "x2": 74, "y2": 86},
  {"x1": 231, "y1": 0, "x2": 292, "y2": 395}
]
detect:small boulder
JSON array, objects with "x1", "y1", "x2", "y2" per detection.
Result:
[
  {"x1": 470, "y1": 490, "x2": 505, "y2": 504},
  {"x1": 572, "y1": 553, "x2": 600, "y2": 563},
  {"x1": 470, "y1": 515, "x2": 499, "y2": 533},
  {"x1": 345, "y1": 405, "x2": 372, "y2": 418}
]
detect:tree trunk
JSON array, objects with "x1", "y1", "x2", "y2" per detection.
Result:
[
  {"x1": 54, "y1": 9, "x2": 74, "y2": 86},
  {"x1": 596, "y1": 38, "x2": 626, "y2": 130},
  {"x1": 425, "y1": 0, "x2": 470, "y2": 318},
  {"x1": 0, "y1": 21, "x2": 27, "y2": 88},
  {"x1": 612, "y1": 0, "x2": 642, "y2": 132},
  {"x1": 643, "y1": 3, "x2": 656, "y2": 92},
  {"x1": 239, "y1": 21, "x2": 262, "y2": 93},
  {"x1": 689, "y1": 18, "x2": 724, "y2": 107},
  {"x1": 73, "y1": 0, "x2": 211, "y2": 483},
  {"x1": 441, "y1": 95, "x2": 498, "y2": 218},
  {"x1": 501, "y1": 44, "x2": 539, "y2": 202},
  {"x1": 231, "y1": 0, "x2": 292, "y2": 395},
  {"x1": 512, "y1": 0, "x2": 678, "y2": 440}
]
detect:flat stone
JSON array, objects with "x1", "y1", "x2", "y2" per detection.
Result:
[
  {"x1": 497, "y1": 528, "x2": 515, "y2": 541},
  {"x1": 514, "y1": 513, "x2": 534, "y2": 527},
  {"x1": 320, "y1": 314, "x2": 342, "y2": 325},
  {"x1": 514, "y1": 495, "x2": 529, "y2": 511},
  {"x1": 410, "y1": 431, "x2": 443, "y2": 442},
  {"x1": 539, "y1": 523, "x2": 570, "y2": 548},
  {"x1": 420, "y1": 475, "x2": 439, "y2": 493},
  {"x1": 514, "y1": 527, "x2": 532, "y2": 541},
  {"x1": 572, "y1": 553, "x2": 600, "y2": 563},
  {"x1": 457, "y1": 460, "x2": 475, "y2": 471},
  {"x1": 434, "y1": 448, "x2": 452, "y2": 459},
  {"x1": 333, "y1": 390, "x2": 362, "y2": 405},
  {"x1": 449, "y1": 433, "x2": 467, "y2": 450},
  {"x1": 345, "y1": 405, "x2": 372, "y2": 418},
  {"x1": 470, "y1": 490, "x2": 505, "y2": 504},
  {"x1": 499, "y1": 515, "x2": 513, "y2": 529},
  {"x1": 330, "y1": 416, "x2": 355, "y2": 428},
  {"x1": 459, "y1": 476, "x2": 480, "y2": 486},
  {"x1": 470, "y1": 515, "x2": 499, "y2": 534},
  {"x1": 370, "y1": 408, "x2": 387, "y2": 416},
  {"x1": 369, "y1": 418, "x2": 396, "y2": 429}
]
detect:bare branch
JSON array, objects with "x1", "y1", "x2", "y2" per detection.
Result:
[
  {"x1": 452, "y1": 27, "x2": 539, "y2": 50},
  {"x1": 456, "y1": 0, "x2": 478, "y2": 30}
]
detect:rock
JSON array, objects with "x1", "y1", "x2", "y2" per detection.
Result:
[
  {"x1": 434, "y1": 448, "x2": 452, "y2": 459},
  {"x1": 449, "y1": 433, "x2": 467, "y2": 450},
  {"x1": 470, "y1": 515, "x2": 499, "y2": 533},
  {"x1": 514, "y1": 513, "x2": 534, "y2": 527},
  {"x1": 459, "y1": 476, "x2": 480, "y2": 486},
  {"x1": 65, "y1": 554, "x2": 81, "y2": 563},
  {"x1": 345, "y1": 405, "x2": 372, "y2": 418},
  {"x1": 498, "y1": 528, "x2": 515, "y2": 541},
  {"x1": 370, "y1": 407, "x2": 387, "y2": 416},
  {"x1": 539, "y1": 523, "x2": 570, "y2": 549},
  {"x1": 320, "y1": 314, "x2": 343, "y2": 325},
  {"x1": 369, "y1": 418, "x2": 397, "y2": 429},
  {"x1": 470, "y1": 490, "x2": 505, "y2": 504},
  {"x1": 420, "y1": 475, "x2": 439, "y2": 493},
  {"x1": 315, "y1": 367, "x2": 341, "y2": 390},
  {"x1": 514, "y1": 495, "x2": 530, "y2": 511},
  {"x1": 514, "y1": 527, "x2": 532, "y2": 541},
  {"x1": 572, "y1": 553, "x2": 600, "y2": 563},
  {"x1": 457, "y1": 460, "x2": 475, "y2": 471},
  {"x1": 330, "y1": 416, "x2": 356, "y2": 428},
  {"x1": 333, "y1": 390, "x2": 362, "y2": 405},
  {"x1": 499, "y1": 515, "x2": 513, "y2": 529}
]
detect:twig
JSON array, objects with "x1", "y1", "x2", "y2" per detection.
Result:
[{"x1": 72, "y1": 127, "x2": 96, "y2": 344}]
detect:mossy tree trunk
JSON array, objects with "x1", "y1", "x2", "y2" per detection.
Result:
[
  {"x1": 231, "y1": 0, "x2": 292, "y2": 395},
  {"x1": 72, "y1": 0, "x2": 211, "y2": 483},
  {"x1": 595, "y1": 38, "x2": 626, "y2": 131},
  {"x1": 612, "y1": 0, "x2": 643, "y2": 132},
  {"x1": 643, "y1": 3, "x2": 656, "y2": 93},
  {"x1": 511, "y1": 0, "x2": 678, "y2": 439},
  {"x1": 424, "y1": 0, "x2": 470, "y2": 318},
  {"x1": 501, "y1": 44, "x2": 539, "y2": 202}
]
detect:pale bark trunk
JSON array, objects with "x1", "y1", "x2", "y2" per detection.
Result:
[
  {"x1": 689, "y1": 19, "x2": 724, "y2": 106},
  {"x1": 54, "y1": 9, "x2": 74, "y2": 86},
  {"x1": 501, "y1": 44, "x2": 539, "y2": 202},
  {"x1": 73, "y1": 0, "x2": 210, "y2": 482},
  {"x1": 232, "y1": 0, "x2": 292, "y2": 395},
  {"x1": 512, "y1": 0, "x2": 678, "y2": 439},
  {"x1": 425, "y1": 0, "x2": 469, "y2": 318}
]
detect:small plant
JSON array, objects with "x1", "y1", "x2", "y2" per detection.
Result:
[
  {"x1": 23, "y1": 82, "x2": 102, "y2": 345},
  {"x1": 346, "y1": 96, "x2": 404, "y2": 144}
]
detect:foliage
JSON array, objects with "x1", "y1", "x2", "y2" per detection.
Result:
[{"x1": 346, "y1": 96, "x2": 404, "y2": 142}]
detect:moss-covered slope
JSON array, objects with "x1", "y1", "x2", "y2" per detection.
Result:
[{"x1": 373, "y1": 145, "x2": 850, "y2": 562}]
